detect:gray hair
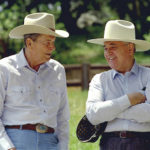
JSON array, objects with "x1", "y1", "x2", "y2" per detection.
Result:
[{"x1": 24, "y1": 33, "x2": 41, "y2": 47}]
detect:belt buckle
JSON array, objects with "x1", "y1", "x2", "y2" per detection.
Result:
[
  {"x1": 36, "y1": 124, "x2": 48, "y2": 133},
  {"x1": 119, "y1": 131, "x2": 127, "y2": 138}
]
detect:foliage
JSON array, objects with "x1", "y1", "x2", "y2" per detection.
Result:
[
  {"x1": 0, "y1": 0, "x2": 150, "y2": 63},
  {"x1": 0, "y1": 0, "x2": 68, "y2": 56},
  {"x1": 109, "y1": 0, "x2": 150, "y2": 39},
  {"x1": 52, "y1": 35, "x2": 107, "y2": 64}
]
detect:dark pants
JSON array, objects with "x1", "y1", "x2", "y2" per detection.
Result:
[{"x1": 100, "y1": 136, "x2": 150, "y2": 150}]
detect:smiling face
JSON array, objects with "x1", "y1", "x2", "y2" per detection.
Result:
[
  {"x1": 25, "y1": 34, "x2": 56, "y2": 69},
  {"x1": 104, "y1": 41, "x2": 135, "y2": 74}
]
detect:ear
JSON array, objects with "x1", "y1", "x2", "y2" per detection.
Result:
[
  {"x1": 128, "y1": 43, "x2": 135, "y2": 55},
  {"x1": 26, "y1": 38, "x2": 34, "y2": 49}
]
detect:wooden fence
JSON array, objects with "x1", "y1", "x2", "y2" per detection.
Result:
[
  {"x1": 64, "y1": 64, "x2": 150, "y2": 90},
  {"x1": 64, "y1": 64, "x2": 110, "y2": 90}
]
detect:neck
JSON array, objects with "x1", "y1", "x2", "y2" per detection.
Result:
[
  {"x1": 118, "y1": 59, "x2": 135, "y2": 74},
  {"x1": 24, "y1": 48, "x2": 40, "y2": 71}
]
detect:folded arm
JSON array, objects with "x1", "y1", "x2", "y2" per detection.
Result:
[
  {"x1": 86, "y1": 74, "x2": 146, "y2": 125},
  {"x1": 86, "y1": 74, "x2": 131, "y2": 125}
]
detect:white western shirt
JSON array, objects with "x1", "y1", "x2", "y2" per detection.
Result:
[{"x1": 0, "y1": 49, "x2": 70, "y2": 150}]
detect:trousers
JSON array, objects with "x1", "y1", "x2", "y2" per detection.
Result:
[
  {"x1": 4, "y1": 128, "x2": 59, "y2": 150},
  {"x1": 100, "y1": 136, "x2": 150, "y2": 150}
]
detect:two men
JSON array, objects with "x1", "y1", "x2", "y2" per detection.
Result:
[
  {"x1": 1, "y1": 11, "x2": 150, "y2": 150},
  {"x1": 86, "y1": 20, "x2": 150, "y2": 150},
  {"x1": 0, "y1": 13, "x2": 70, "y2": 150}
]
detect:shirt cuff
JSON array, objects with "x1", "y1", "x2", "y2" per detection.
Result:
[
  {"x1": 117, "y1": 95, "x2": 131, "y2": 111},
  {"x1": 0, "y1": 134, "x2": 15, "y2": 150},
  {"x1": 58, "y1": 141, "x2": 68, "y2": 150}
]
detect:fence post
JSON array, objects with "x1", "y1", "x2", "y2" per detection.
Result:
[{"x1": 81, "y1": 63, "x2": 90, "y2": 90}]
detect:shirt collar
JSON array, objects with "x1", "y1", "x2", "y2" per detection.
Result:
[
  {"x1": 16, "y1": 48, "x2": 29, "y2": 68},
  {"x1": 45, "y1": 60, "x2": 55, "y2": 70},
  {"x1": 112, "y1": 61, "x2": 139, "y2": 79},
  {"x1": 16, "y1": 48, "x2": 53, "y2": 69}
]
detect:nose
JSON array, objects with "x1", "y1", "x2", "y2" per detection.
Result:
[
  {"x1": 47, "y1": 42, "x2": 55, "y2": 51},
  {"x1": 104, "y1": 48, "x2": 114, "y2": 56}
]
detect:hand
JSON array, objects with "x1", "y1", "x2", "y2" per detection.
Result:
[
  {"x1": 8, "y1": 148, "x2": 16, "y2": 150},
  {"x1": 127, "y1": 92, "x2": 146, "y2": 106}
]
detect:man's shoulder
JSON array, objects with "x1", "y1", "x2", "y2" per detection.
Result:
[
  {"x1": 48, "y1": 59, "x2": 65, "y2": 70},
  {"x1": 0, "y1": 54, "x2": 17, "y2": 67},
  {"x1": 138, "y1": 64, "x2": 150, "y2": 73},
  {"x1": 92, "y1": 69, "x2": 112, "y2": 80}
]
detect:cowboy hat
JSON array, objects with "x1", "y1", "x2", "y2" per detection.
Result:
[
  {"x1": 87, "y1": 20, "x2": 150, "y2": 51},
  {"x1": 9, "y1": 12, "x2": 69, "y2": 39}
]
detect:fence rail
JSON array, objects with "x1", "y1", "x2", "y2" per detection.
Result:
[
  {"x1": 64, "y1": 64, "x2": 110, "y2": 90},
  {"x1": 64, "y1": 64, "x2": 150, "y2": 90}
]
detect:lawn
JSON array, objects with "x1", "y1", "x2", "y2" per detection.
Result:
[{"x1": 68, "y1": 87, "x2": 99, "y2": 150}]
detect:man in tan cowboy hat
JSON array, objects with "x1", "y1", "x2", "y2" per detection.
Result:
[
  {"x1": 0, "y1": 12, "x2": 69, "y2": 150},
  {"x1": 86, "y1": 20, "x2": 150, "y2": 150}
]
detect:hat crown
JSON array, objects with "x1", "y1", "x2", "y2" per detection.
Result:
[
  {"x1": 24, "y1": 13, "x2": 55, "y2": 30},
  {"x1": 104, "y1": 20, "x2": 135, "y2": 40}
]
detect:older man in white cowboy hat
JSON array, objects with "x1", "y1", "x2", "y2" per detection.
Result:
[
  {"x1": 0, "y1": 12, "x2": 70, "y2": 150},
  {"x1": 86, "y1": 20, "x2": 150, "y2": 150}
]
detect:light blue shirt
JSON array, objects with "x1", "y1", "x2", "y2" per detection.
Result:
[
  {"x1": 0, "y1": 49, "x2": 70, "y2": 150},
  {"x1": 86, "y1": 62, "x2": 150, "y2": 132}
]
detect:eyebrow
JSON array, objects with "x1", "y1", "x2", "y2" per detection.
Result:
[
  {"x1": 104, "y1": 43, "x2": 117, "y2": 47},
  {"x1": 45, "y1": 38, "x2": 56, "y2": 41}
]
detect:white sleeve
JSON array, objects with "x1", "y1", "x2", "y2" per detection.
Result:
[
  {"x1": 0, "y1": 70, "x2": 15, "y2": 149},
  {"x1": 55, "y1": 68, "x2": 70, "y2": 150},
  {"x1": 86, "y1": 74, "x2": 131, "y2": 125},
  {"x1": 117, "y1": 79, "x2": 150, "y2": 123},
  {"x1": 118, "y1": 102, "x2": 150, "y2": 123}
]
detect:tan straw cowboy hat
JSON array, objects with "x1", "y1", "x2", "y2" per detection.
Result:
[
  {"x1": 9, "y1": 12, "x2": 69, "y2": 39},
  {"x1": 87, "y1": 20, "x2": 150, "y2": 51}
]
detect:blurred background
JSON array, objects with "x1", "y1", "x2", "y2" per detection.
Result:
[
  {"x1": 1, "y1": 0, "x2": 150, "y2": 64},
  {"x1": 1, "y1": 1, "x2": 150, "y2": 149}
]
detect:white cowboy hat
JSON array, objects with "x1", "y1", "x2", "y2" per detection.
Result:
[
  {"x1": 87, "y1": 20, "x2": 150, "y2": 51},
  {"x1": 9, "y1": 12, "x2": 69, "y2": 39}
]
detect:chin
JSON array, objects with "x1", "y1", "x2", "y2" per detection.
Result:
[{"x1": 47, "y1": 57, "x2": 51, "y2": 61}]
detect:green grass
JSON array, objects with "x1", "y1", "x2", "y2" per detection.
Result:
[{"x1": 68, "y1": 87, "x2": 99, "y2": 150}]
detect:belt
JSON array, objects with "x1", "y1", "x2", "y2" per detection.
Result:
[
  {"x1": 5, "y1": 124, "x2": 54, "y2": 134},
  {"x1": 103, "y1": 131, "x2": 150, "y2": 138}
]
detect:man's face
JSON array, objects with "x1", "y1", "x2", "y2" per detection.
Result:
[
  {"x1": 104, "y1": 41, "x2": 134, "y2": 73},
  {"x1": 30, "y1": 34, "x2": 56, "y2": 64}
]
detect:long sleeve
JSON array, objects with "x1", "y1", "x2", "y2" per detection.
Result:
[
  {"x1": 56, "y1": 69, "x2": 70, "y2": 150},
  {"x1": 86, "y1": 74, "x2": 131, "y2": 125},
  {"x1": 86, "y1": 64, "x2": 150, "y2": 132},
  {"x1": 117, "y1": 80, "x2": 150, "y2": 123},
  {"x1": 0, "y1": 70, "x2": 15, "y2": 149},
  {"x1": 118, "y1": 102, "x2": 150, "y2": 123}
]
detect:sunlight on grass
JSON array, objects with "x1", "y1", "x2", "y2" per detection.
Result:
[{"x1": 67, "y1": 87, "x2": 99, "y2": 150}]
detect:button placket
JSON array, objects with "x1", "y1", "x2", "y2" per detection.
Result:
[{"x1": 35, "y1": 74, "x2": 43, "y2": 104}]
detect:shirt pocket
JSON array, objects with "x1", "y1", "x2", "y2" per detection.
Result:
[
  {"x1": 44, "y1": 88, "x2": 61, "y2": 108},
  {"x1": 6, "y1": 86, "x2": 33, "y2": 105}
]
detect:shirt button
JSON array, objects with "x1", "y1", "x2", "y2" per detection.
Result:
[
  {"x1": 44, "y1": 110, "x2": 46, "y2": 113},
  {"x1": 40, "y1": 99, "x2": 42, "y2": 102},
  {"x1": 38, "y1": 86, "x2": 40, "y2": 89}
]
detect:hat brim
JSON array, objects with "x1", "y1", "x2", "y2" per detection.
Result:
[
  {"x1": 87, "y1": 38, "x2": 150, "y2": 51},
  {"x1": 9, "y1": 25, "x2": 69, "y2": 39}
]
